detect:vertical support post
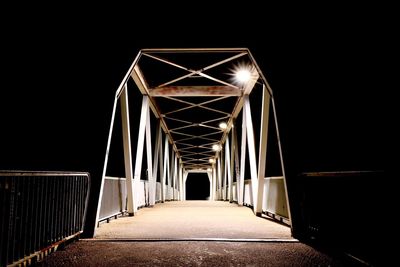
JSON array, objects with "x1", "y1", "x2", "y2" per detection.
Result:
[
  {"x1": 221, "y1": 147, "x2": 226, "y2": 200},
  {"x1": 162, "y1": 137, "x2": 169, "y2": 202},
  {"x1": 244, "y1": 95, "x2": 259, "y2": 211},
  {"x1": 120, "y1": 85, "x2": 135, "y2": 215},
  {"x1": 217, "y1": 154, "x2": 222, "y2": 200},
  {"x1": 183, "y1": 171, "x2": 188, "y2": 201},
  {"x1": 133, "y1": 96, "x2": 149, "y2": 212},
  {"x1": 157, "y1": 129, "x2": 164, "y2": 203},
  {"x1": 179, "y1": 164, "x2": 184, "y2": 201},
  {"x1": 239, "y1": 107, "x2": 247, "y2": 206},
  {"x1": 225, "y1": 137, "x2": 232, "y2": 201},
  {"x1": 169, "y1": 149, "x2": 175, "y2": 200},
  {"x1": 212, "y1": 164, "x2": 217, "y2": 201},
  {"x1": 233, "y1": 126, "x2": 240, "y2": 203},
  {"x1": 207, "y1": 171, "x2": 213, "y2": 200},
  {"x1": 173, "y1": 154, "x2": 178, "y2": 200},
  {"x1": 145, "y1": 106, "x2": 154, "y2": 206},
  {"x1": 152, "y1": 123, "x2": 161, "y2": 205},
  {"x1": 255, "y1": 85, "x2": 270, "y2": 215},
  {"x1": 271, "y1": 93, "x2": 292, "y2": 226}
]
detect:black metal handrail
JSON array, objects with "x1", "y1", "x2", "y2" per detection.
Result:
[{"x1": 0, "y1": 171, "x2": 90, "y2": 266}]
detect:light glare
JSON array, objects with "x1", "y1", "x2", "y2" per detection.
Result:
[
  {"x1": 235, "y1": 69, "x2": 252, "y2": 83},
  {"x1": 212, "y1": 144, "x2": 221, "y2": 151},
  {"x1": 219, "y1": 122, "x2": 228, "y2": 130}
]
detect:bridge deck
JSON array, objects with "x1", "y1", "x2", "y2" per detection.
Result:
[{"x1": 95, "y1": 201, "x2": 291, "y2": 240}]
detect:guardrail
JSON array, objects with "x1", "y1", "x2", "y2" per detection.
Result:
[
  {"x1": 0, "y1": 171, "x2": 90, "y2": 267},
  {"x1": 230, "y1": 177, "x2": 289, "y2": 223},
  {"x1": 98, "y1": 179, "x2": 175, "y2": 224}
]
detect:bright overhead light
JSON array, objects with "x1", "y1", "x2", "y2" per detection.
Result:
[
  {"x1": 219, "y1": 122, "x2": 228, "y2": 130},
  {"x1": 209, "y1": 158, "x2": 215, "y2": 163},
  {"x1": 230, "y1": 63, "x2": 257, "y2": 85},
  {"x1": 212, "y1": 144, "x2": 222, "y2": 151},
  {"x1": 235, "y1": 69, "x2": 252, "y2": 83},
  {"x1": 207, "y1": 168, "x2": 212, "y2": 172}
]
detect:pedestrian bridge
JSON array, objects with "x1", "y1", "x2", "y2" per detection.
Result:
[{"x1": 3, "y1": 48, "x2": 295, "y2": 266}]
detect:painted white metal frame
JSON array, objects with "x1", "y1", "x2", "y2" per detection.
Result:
[{"x1": 95, "y1": 48, "x2": 293, "y2": 236}]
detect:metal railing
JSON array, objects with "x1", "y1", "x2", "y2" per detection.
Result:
[{"x1": 0, "y1": 171, "x2": 90, "y2": 267}]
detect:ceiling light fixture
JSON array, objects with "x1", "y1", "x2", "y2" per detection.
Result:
[
  {"x1": 219, "y1": 122, "x2": 228, "y2": 130},
  {"x1": 209, "y1": 158, "x2": 215, "y2": 163},
  {"x1": 212, "y1": 144, "x2": 222, "y2": 151},
  {"x1": 235, "y1": 68, "x2": 252, "y2": 83}
]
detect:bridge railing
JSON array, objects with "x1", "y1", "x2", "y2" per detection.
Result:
[
  {"x1": 98, "y1": 179, "x2": 177, "y2": 224},
  {"x1": 229, "y1": 177, "x2": 289, "y2": 223},
  {"x1": 0, "y1": 171, "x2": 90, "y2": 267}
]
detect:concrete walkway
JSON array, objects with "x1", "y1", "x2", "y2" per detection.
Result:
[{"x1": 94, "y1": 201, "x2": 291, "y2": 240}]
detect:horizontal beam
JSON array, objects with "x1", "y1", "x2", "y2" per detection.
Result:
[
  {"x1": 141, "y1": 48, "x2": 249, "y2": 53},
  {"x1": 149, "y1": 86, "x2": 242, "y2": 97}
]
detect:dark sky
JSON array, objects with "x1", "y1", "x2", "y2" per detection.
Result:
[{"x1": 1, "y1": 7, "x2": 384, "y2": 172}]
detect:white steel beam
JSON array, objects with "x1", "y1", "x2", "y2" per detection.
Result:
[
  {"x1": 149, "y1": 86, "x2": 241, "y2": 97},
  {"x1": 183, "y1": 170, "x2": 189, "y2": 200},
  {"x1": 222, "y1": 145, "x2": 227, "y2": 200},
  {"x1": 217, "y1": 154, "x2": 222, "y2": 200},
  {"x1": 174, "y1": 154, "x2": 178, "y2": 200},
  {"x1": 244, "y1": 96, "x2": 259, "y2": 212},
  {"x1": 133, "y1": 96, "x2": 149, "y2": 212},
  {"x1": 95, "y1": 51, "x2": 142, "y2": 235},
  {"x1": 239, "y1": 107, "x2": 247, "y2": 206},
  {"x1": 162, "y1": 137, "x2": 169, "y2": 202},
  {"x1": 207, "y1": 171, "x2": 212, "y2": 200},
  {"x1": 145, "y1": 105, "x2": 154, "y2": 206},
  {"x1": 212, "y1": 164, "x2": 217, "y2": 201},
  {"x1": 158, "y1": 129, "x2": 164, "y2": 203},
  {"x1": 120, "y1": 85, "x2": 135, "y2": 215},
  {"x1": 255, "y1": 85, "x2": 270, "y2": 215},
  {"x1": 225, "y1": 137, "x2": 232, "y2": 201},
  {"x1": 95, "y1": 94, "x2": 118, "y2": 234},
  {"x1": 272, "y1": 95, "x2": 292, "y2": 226},
  {"x1": 233, "y1": 126, "x2": 240, "y2": 203},
  {"x1": 169, "y1": 149, "x2": 175, "y2": 200}
]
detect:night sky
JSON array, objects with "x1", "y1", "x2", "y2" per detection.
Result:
[{"x1": 1, "y1": 5, "x2": 384, "y2": 250}]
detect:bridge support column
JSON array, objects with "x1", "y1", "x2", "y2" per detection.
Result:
[
  {"x1": 225, "y1": 137, "x2": 232, "y2": 201},
  {"x1": 255, "y1": 85, "x2": 270, "y2": 216},
  {"x1": 207, "y1": 171, "x2": 212, "y2": 200},
  {"x1": 183, "y1": 170, "x2": 188, "y2": 200},
  {"x1": 239, "y1": 104, "x2": 247, "y2": 206},
  {"x1": 243, "y1": 96, "x2": 259, "y2": 213},
  {"x1": 217, "y1": 153, "x2": 222, "y2": 200},
  {"x1": 162, "y1": 137, "x2": 169, "y2": 202},
  {"x1": 231, "y1": 124, "x2": 239, "y2": 203},
  {"x1": 120, "y1": 85, "x2": 136, "y2": 215},
  {"x1": 133, "y1": 96, "x2": 153, "y2": 212},
  {"x1": 169, "y1": 149, "x2": 175, "y2": 200}
]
